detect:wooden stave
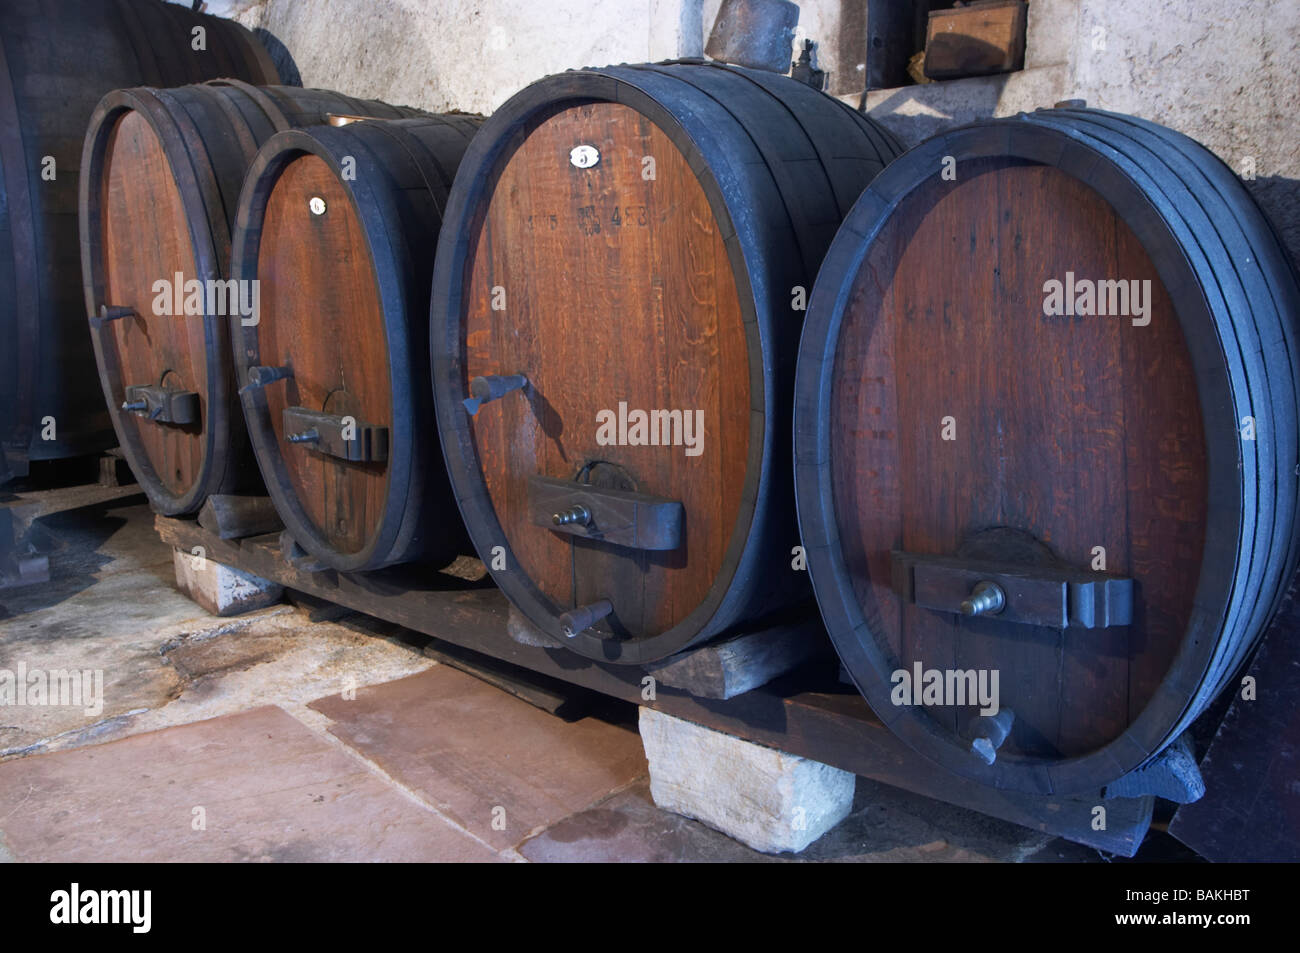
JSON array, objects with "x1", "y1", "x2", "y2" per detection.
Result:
[
  {"x1": 0, "y1": 0, "x2": 279, "y2": 469},
  {"x1": 986, "y1": 109, "x2": 1299, "y2": 788},
  {"x1": 80, "y1": 84, "x2": 423, "y2": 515},
  {"x1": 231, "y1": 118, "x2": 478, "y2": 571},
  {"x1": 430, "y1": 63, "x2": 902, "y2": 664},
  {"x1": 1026, "y1": 108, "x2": 1300, "y2": 702},
  {"x1": 793, "y1": 111, "x2": 1300, "y2": 796}
]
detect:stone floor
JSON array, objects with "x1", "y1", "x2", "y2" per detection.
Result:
[{"x1": 0, "y1": 496, "x2": 1197, "y2": 862}]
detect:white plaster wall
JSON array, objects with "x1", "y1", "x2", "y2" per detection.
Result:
[
  {"x1": 223, "y1": 0, "x2": 707, "y2": 114},
  {"x1": 859, "y1": 0, "x2": 1300, "y2": 266},
  {"x1": 182, "y1": 0, "x2": 1298, "y2": 263},
  {"x1": 1073, "y1": 0, "x2": 1300, "y2": 262},
  {"x1": 204, "y1": 0, "x2": 864, "y2": 108}
]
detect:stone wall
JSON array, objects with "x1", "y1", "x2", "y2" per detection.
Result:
[
  {"x1": 860, "y1": 0, "x2": 1300, "y2": 268},
  {"x1": 192, "y1": 0, "x2": 1298, "y2": 265}
]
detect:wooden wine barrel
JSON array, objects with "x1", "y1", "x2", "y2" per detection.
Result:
[
  {"x1": 232, "y1": 116, "x2": 482, "y2": 570},
  {"x1": 81, "y1": 82, "x2": 425, "y2": 515},
  {"x1": 0, "y1": 0, "x2": 279, "y2": 476},
  {"x1": 430, "y1": 62, "x2": 903, "y2": 663},
  {"x1": 794, "y1": 106, "x2": 1300, "y2": 796}
]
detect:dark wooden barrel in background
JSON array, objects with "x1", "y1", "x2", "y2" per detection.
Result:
[
  {"x1": 81, "y1": 83, "x2": 425, "y2": 515},
  {"x1": 232, "y1": 116, "x2": 481, "y2": 571},
  {"x1": 430, "y1": 62, "x2": 903, "y2": 664},
  {"x1": 794, "y1": 106, "x2": 1300, "y2": 796},
  {"x1": 0, "y1": 0, "x2": 279, "y2": 477}
]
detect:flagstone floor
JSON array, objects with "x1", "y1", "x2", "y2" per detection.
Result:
[{"x1": 0, "y1": 498, "x2": 1194, "y2": 863}]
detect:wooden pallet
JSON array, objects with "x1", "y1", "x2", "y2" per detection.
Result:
[{"x1": 153, "y1": 510, "x2": 1161, "y2": 855}]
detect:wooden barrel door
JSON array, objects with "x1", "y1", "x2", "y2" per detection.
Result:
[
  {"x1": 233, "y1": 117, "x2": 481, "y2": 571},
  {"x1": 432, "y1": 63, "x2": 903, "y2": 663},
  {"x1": 81, "y1": 83, "x2": 425, "y2": 514},
  {"x1": 794, "y1": 107, "x2": 1300, "y2": 796}
]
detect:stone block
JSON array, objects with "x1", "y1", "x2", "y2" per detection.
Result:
[
  {"x1": 639, "y1": 706, "x2": 854, "y2": 853},
  {"x1": 172, "y1": 547, "x2": 283, "y2": 617}
]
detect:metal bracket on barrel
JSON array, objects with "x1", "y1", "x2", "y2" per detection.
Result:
[
  {"x1": 282, "y1": 407, "x2": 388, "y2": 464},
  {"x1": 122, "y1": 385, "x2": 200, "y2": 426},
  {"x1": 464, "y1": 374, "x2": 527, "y2": 416},
  {"x1": 889, "y1": 550, "x2": 1133, "y2": 629},
  {"x1": 527, "y1": 475, "x2": 682, "y2": 551},
  {"x1": 559, "y1": 599, "x2": 614, "y2": 638},
  {"x1": 242, "y1": 364, "x2": 294, "y2": 395},
  {"x1": 90, "y1": 304, "x2": 136, "y2": 332}
]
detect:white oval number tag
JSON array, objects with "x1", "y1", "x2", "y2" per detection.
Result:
[{"x1": 569, "y1": 144, "x2": 600, "y2": 169}]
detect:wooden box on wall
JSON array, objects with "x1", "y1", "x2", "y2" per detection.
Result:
[{"x1": 923, "y1": 0, "x2": 1028, "y2": 80}]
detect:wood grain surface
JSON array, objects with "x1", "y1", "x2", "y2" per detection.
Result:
[
  {"x1": 463, "y1": 103, "x2": 750, "y2": 639},
  {"x1": 255, "y1": 154, "x2": 391, "y2": 556},
  {"x1": 829, "y1": 158, "x2": 1208, "y2": 759},
  {"x1": 100, "y1": 110, "x2": 206, "y2": 496}
]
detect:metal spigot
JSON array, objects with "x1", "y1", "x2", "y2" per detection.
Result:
[
  {"x1": 960, "y1": 581, "x2": 1006, "y2": 617},
  {"x1": 552, "y1": 504, "x2": 591, "y2": 527}
]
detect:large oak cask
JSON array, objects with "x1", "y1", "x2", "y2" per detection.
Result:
[
  {"x1": 81, "y1": 82, "x2": 424, "y2": 515},
  {"x1": 232, "y1": 116, "x2": 481, "y2": 571},
  {"x1": 430, "y1": 62, "x2": 903, "y2": 663},
  {"x1": 794, "y1": 106, "x2": 1300, "y2": 796},
  {"x1": 0, "y1": 0, "x2": 279, "y2": 477}
]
